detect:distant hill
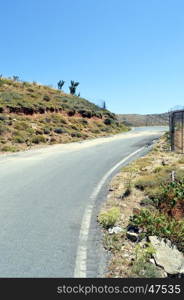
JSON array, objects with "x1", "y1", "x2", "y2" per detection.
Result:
[
  {"x1": 117, "y1": 113, "x2": 169, "y2": 127},
  {"x1": 0, "y1": 77, "x2": 129, "y2": 152}
]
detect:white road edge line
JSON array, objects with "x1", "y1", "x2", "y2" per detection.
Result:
[{"x1": 74, "y1": 146, "x2": 146, "y2": 278}]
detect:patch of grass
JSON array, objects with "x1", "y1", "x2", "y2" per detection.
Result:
[
  {"x1": 178, "y1": 157, "x2": 184, "y2": 164},
  {"x1": 31, "y1": 135, "x2": 46, "y2": 144},
  {"x1": 153, "y1": 166, "x2": 163, "y2": 173},
  {"x1": 70, "y1": 132, "x2": 82, "y2": 138},
  {"x1": 1, "y1": 145, "x2": 19, "y2": 152},
  {"x1": 14, "y1": 121, "x2": 30, "y2": 130},
  {"x1": 134, "y1": 166, "x2": 181, "y2": 194},
  {"x1": 12, "y1": 135, "x2": 25, "y2": 144},
  {"x1": 98, "y1": 207, "x2": 121, "y2": 229},
  {"x1": 132, "y1": 243, "x2": 161, "y2": 278},
  {"x1": 104, "y1": 232, "x2": 124, "y2": 252},
  {"x1": 0, "y1": 125, "x2": 9, "y2": 135}
]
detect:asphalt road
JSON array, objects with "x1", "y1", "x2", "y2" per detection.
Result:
[{"x1": 0, "y1": 126, "x2": 167, "y2": 277}]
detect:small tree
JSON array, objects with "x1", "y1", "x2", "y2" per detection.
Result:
[
  {"x1": 57, "y1": 80, "x2": 65, "y2": 90},
  {"x1": 69, "y1": 81, "x2": 79, "y2": 95},
  {"x1": 102, "y1": 101, "x2": 107, "y2": 109},
  {"x1": 13, "y1": 75, "x2": 19, "y2": 81}
]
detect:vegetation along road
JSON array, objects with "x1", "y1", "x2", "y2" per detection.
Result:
[{"x1": 0, "y1": 126, "x2": 166, "y2": 277}]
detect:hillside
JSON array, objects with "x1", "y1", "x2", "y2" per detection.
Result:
[
  {"x1": 0, "y1": 77, "x2": 129, "y2": 152},
  {"x1": 117, "y1": 113, "x2": 169, "y2": 127}
]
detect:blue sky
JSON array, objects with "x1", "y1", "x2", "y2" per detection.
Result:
[{"x1": 0, "y1": 0, "x2": 184, "y2": 114}]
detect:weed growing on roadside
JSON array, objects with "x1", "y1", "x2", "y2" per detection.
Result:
[{"x1": 98, "y1": 207, "x2": 121, "y2": 229}]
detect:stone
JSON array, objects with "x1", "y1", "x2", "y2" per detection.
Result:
[
  {"x1": 149, "y1": 258, "x2": 155, "y2": 264},
  {"x1": 149, "y1": 236, "x2": 184, "y2": 275},
  {"x1": 108, "y1": 226, "x2": 122, "y2": 234},
  {"x1": 127, "y1": 225, "x2": 139, "y2": 233},
  {"x1": 126, "y1": 231, "x2": 139, "y2": 242}
]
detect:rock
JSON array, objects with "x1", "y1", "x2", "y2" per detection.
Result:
[
  {"x1": 149, "y1": 236, "x2": 184, "y2": 275},
  {"x1": 126, "y1": 231, "x2": 139, "y2": 242},
  {"x1": 127, "y1": 225, "x2": 139, "y2": 233},
  {"x1": 108, "y1": 226, "x2": 122, "y2": 234},
  {"x1": 149, "y1": 258, "x2": 155, "y2": 264},
  {"x1": 141, "y1": 166, "x2": 153, "y2": 172},
  {"x1": 162, "y1": 159, "x2": 169, "y2": 166},
  {"x1": 31, "y1": 123, "x2": 37, "y2": 129},
  {"x1": 126, "y1": 225, "x2": 140, "y2": 242}
]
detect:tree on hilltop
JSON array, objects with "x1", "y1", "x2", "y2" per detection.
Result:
[
  {"x1": 13, "y1": 75, "x2": 19, "y2": 81},
  {"x1": 57, "y1": 80, "x2": 65, "y2": 90},
  {"x1": 102, "y1": 101, "x2": 107, "y2": 110},
  {"x1": 69, "y1": 81, "x2": 80, "y2": 95}
]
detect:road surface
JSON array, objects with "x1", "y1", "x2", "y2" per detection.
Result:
[{"x1": 0, "y1": 127, "x2": 167, "y2": 277}]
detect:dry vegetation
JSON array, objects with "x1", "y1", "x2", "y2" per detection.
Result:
[
  {"x1": 117, "y1": 113, "x2": 169, "y2": 127},
  {"x1": 0, "y1": 77, "x2": 129, "y2": 153},
  {"x1": 98, "y1": 133, "x2": 184, "y2": 278}
]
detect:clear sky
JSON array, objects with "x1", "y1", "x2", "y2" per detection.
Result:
[{"x1": 0, "y1": 0, "x2": 184, "y2": 114}]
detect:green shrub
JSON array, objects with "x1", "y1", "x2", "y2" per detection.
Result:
[
  {"x1": 43, "y1": 128, "x2": 50, "y2": 134},
  {"x1": 159, "y1": 179, "x2": 184, "y2": 208},
  {"x1": 60, "y1": 118, "x2": 67, "y2": 124},
  {"x1": 54, "y1": 128, "x2": 65, "y2": 134},
  {"x1": 130, "y1": 209, "x2": 184, "y2": 252},
  {"x1": 101, "y1": 127, "x2": 110, "y2": 132},
  {"x1": 79, "y1": 118, "x2": 88, "y2": 125},
  {"x1": 104, "y1": 118, "x2": 114, "y2": 125},
  {"x1": 132, "y1": 243, "x2": 161, "y2": 278},
  {"x1": 71, "y1": 132, "x2": 82, "y2": 138},
  {"x1": 78, "y1": 109, "x2": 92, "y2": 118},
  {"x1": 0, "y1": 115, "x2": 7, "y2": 121},
  {"x1": 27, "y1": 88, "x2": 34, "y2": 93},
  {"x1": 26, "y1": 128, "x2": 34, "y2": 135},
  {"x1": 132, "y1": 259, "x2": 162, "y2": 278},
  {"x1": 67, "y1": 109, "x2": 76, "y2": 116},
  {"x1": 98, "y1": 207, "x2": 121, "y2": 229},
  {"x1": 31, "y1": 135, "x2": 46, "y2": 144},
  {"x1": 14, "y1": 121, "x2": 30, "y2": 130},
  {"x1": 1, "y1": 145, "x2": 18, "y2": 152},
  {"x1": 71, "y1": 125, "x2": 78, "y2": 130},
  {"x1": 43, "y1": 95, "x2": 51, "y2": 101},
  {"x1": 91, "y1": 129, "x2": 100, "y2": 134},
  {"x1": 140, "y1": 198, "x2": 155, "y2": 207},
  {"x1": 12, "y1": 136, "x2": 25, "y2": 143},
  {"x1": 0, "y1": 125, "x2": 8, "y2": 135}
]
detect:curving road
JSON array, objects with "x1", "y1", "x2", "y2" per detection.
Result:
[{"x1": 0, "y1": 127, "x2": 167, "y2": 277}]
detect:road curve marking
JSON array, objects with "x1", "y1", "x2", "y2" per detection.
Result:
[{"x1": 74, "y1": 146, "x2": 146, "y2": 278}]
